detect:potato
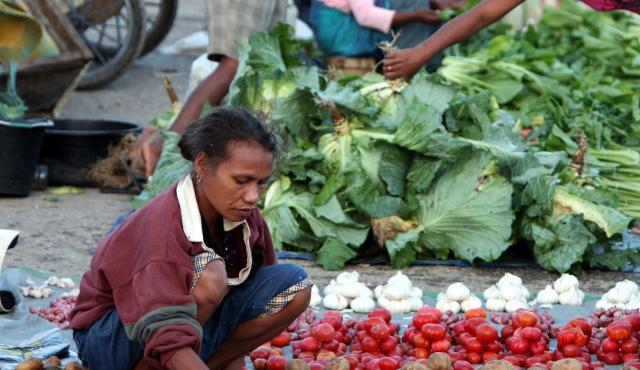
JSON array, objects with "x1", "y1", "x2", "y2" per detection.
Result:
[
  {"x1": 551, "y1": 359, "x2": 582, "y2": 370},
  {"x1": 324, "y1": 357, "x2": 350, "y2": 370},
  {"x1": 43, "y1": 356, "x2": 62, "y2": 366},
  {"x1": 16, "y1": 358, "x2": 44, "y2": 370},
  {"x1": 63, "y1": 362, "x2": 84, "y2": 370},
  {"x1": 286, "y1": 359, "x2": 311, "y2": 370},
  {"x1": 426, "y1": 353, "x2": 452, "y2": 370},
  {"x1": 402, "y1": 361, "x2": 428, "y2": 370},
  {"x1": 480, "y1": 360, "x2": 516, "y2": 370}
]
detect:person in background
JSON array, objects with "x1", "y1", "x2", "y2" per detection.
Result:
[
  {"x1": 71, "y1": 107, "x2": 312, "y2": 370},
  {"x1": 141, "y1": 0, "x2": 287, "y2": 177},
  {"x1": 382, "y1": 0, "x2": 640, "y2": 79},
  {"x1": 309, "y1": 0, "x2": 466, "y2": 71}
]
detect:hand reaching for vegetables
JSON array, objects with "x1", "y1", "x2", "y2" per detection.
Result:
[
  {"x1": 415, "y1": 9, "x2": 442, "y2": 24},
  {"x1": 383, "y1": 47, "x2": 428, "y2": 80},
  {"x1": 139, "y1": 126, "x2": 164, "y2": 177}
]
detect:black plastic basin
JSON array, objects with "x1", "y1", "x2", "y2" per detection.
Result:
[{"x1": 40, "y1": 119, "x2": 142, "y2": 186}]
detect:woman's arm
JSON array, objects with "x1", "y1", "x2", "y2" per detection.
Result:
[
  {"x1": 383, "y1": 0, "x2": 524, "y2": 79},
  {"x1": 349, "y1": 0, "x2": 441, "y2": 32}
]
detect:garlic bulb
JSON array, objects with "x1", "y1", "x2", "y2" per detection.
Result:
[
  {"x1": 406, "y1": 297, "x2": 424, "y2": 311},
  {"x1": 446, "y1": 282, "x2": 471, "y2": 301},
  {"x1": 500, "y1": 284, "x2": 522, "y2": 301},
  {"x1": 323, "y1": 293, "x2": 349, "y2": 310},
  {"x1": 374, "y1": 285, "x2": 384, "y2": 298},
  {"x1": 558, "y1": 287, "x2": 584, "y2": 306},
  {"x1": 505, "y1": 299, "x2": 528, "y2": 313},
  {"x1": 483, "y1": 285, "x2": 501, "y2": 300},
  {"x1": 351, "y1": 295, "x2": 376, "y2": 313},
  {"x1": 485, "y1": 298, "x2": 506, "y2": 312},
  {"x1": 388, "y1": 271, "x2": 412, "y2": 288},
  {"x1": 497, "y1": 273, "x2": 522, "y2": 290},
  {"x1": 324, "y1": 281, "x2": 340, "y2": 296},
  {"x1": 339, "y1": 282, "x2": 368, "y2": 299},
  {"x1": 336, "y1": 271, "x2": 360, "y2": 285},
  {"x1": 384, "y1": 283, "x2": 411, "y2": 300},
  {"x1": 595, "y1": 298, "x2": 614, "y2": 310},
  {"x1": 379, "y1": 297, "x2": 410, "y2": 314},
  {"x1": 536, "y1": 285, "x2": 559, "y2": 305},
  {"x1": 626, "y1": 294, "x2": 640, "y2": 310},
  {"x1": 310, "y1": 285, "x2": 322, "y2": 307},
  {"x1": 410, "y1": 287, "x2": 423, "y2": 298},
  {"x1": 436, "y1": 299, "x2": 461, "y2": 314},
  {"x1": 616, "y1": 279, "x2": 639, "y2": 295},
  {"x1": 553, "y1": 274, "x2": 579, "y2": 293},
  {"x1": 606, "y1": 286, "x2": 632, "y2": 304},
  {"x1": 520, "y1": 286, "x2": 530, "y2": 300},
  {"x1": 461, "y1": 295, "x2": 482, "y2": 312}
]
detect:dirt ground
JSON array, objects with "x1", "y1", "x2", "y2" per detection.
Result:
[{"x1": 1, "y1": 1, "x2": 637, "y2": 296}]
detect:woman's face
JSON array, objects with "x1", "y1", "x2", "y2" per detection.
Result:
[{"x1": 196, "y1": 140, "x2": 273, "y2": 222}]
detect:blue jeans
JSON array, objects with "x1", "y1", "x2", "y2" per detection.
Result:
[{"x1": 73, "y1": 263, "x2": 308, "y2": 370}]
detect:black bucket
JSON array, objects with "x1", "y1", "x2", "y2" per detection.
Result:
[
  {"x1": 0, "y1": 123, "x2": 47, "y2": 196},
  {"x1": 40, "y1": 119, "x2": 142, "y2": 186}
]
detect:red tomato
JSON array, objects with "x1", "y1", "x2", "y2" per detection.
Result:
[
  {"x1": 561, "y1": 344, "x2": 581, "y2": 358},
  {"x1": 309, "y1": 362, "x2": 324, "y2": 370},
  {"x1": 345, "y1": 355, "x2": 360, "y2": 370},
  {"x1": 482, "y1": 352, "x2": 499, "y2": 363},
  {"x1": 311, "y1": 323, "x2": 335, "y2": 343},
  {"x1": 415, "y1": 347, "x2": 429, "y2": 359},
  {"x1": 365, "y1": 317, "x2": 387, "y2": 333},
  {"x1": 369, "y1": 308, "x2": 392, "y2": 323},
  {"x1": 621, "y1": 338, "x2": 640, "y2": 354},
  {"x1": 467, "y1": 352, "x2": 482, "y2": 364},
  {"x1": 266, "y1": 356, "x2": 288, "y2": 370},
  {"x1": 412, "y1": 313, "x2": 438, "y2": 330},
  {"x1": 366, "y1": 358, "x2": 380, "y2": 370},
  {"x1": 271, "y1": 348, "x2": 284, "y2": 356},
  {"x1": 431, "y1": 339, "x2": 452, "y2": 352},
  {"x1": 362, "y1": 337, "x2": 380, "y2": 353},
  {"x1": 416, "y1": 307, "x2": 443, "y2": 321},
  {"x1": 524, "y1": 356, "x2": 545, "y2": 368},
  {"x1": 325, "y1": 310, "x2": 343, "y2": 322},
  {"x1": 378, "y1": 357, "x2": 398, "y2": 370},
  {"x1": 603, "y1": 352, "x2": 621, "y2": 365},
  {"x1": 254, "y1": 358, "x2": 268, "y2": 370},
  {"x1": 574, "y1": 329, "x2": 588, "y2": 347},
  {"x1": 484, "y1": 340, "x2": 503, "y2": 354},
  {"x1": 464, "y1": 318, "x2": 487, "y2": 336},
  {"x1": 421, "y1": 323, "x2": 447, "y2": 341},
  {"x1": 412, "y1": 333, "x2": 428, "y2": 349},
  {"x1": 300, "y1": 337, "x2": 320, "y2": 352},
  {"x1": 567, "y1": 318, "x2": 593, "y2": 337},
  {"x1": 250, "y1": 349, "x2": 271, "y2": 361},
  {"x1": 453, "y1": 322, "x2": 467, "y2": 337},
  {"x1": 458, "y1": 332, "x2": 472, "y2": 346},
  {"x1": 465, "y1": 308, "x2": 487, "y2": 320},
  {"x1": 624, "y1": 314, "x2": 640, "y2": 332},
  {"x1": 521, "y1": 327, "x2": 542, "y2": 342},
  {"x1": 602, "y1": 338, "x2": 619, "y2": 353},
  {"x1": 371, "y1": 324, "x2": 391, "y2": 342},
  {"x1": 453, "y1": 360, "x2": 474, "y2": 370},
  {"x1": 607, "y1": 321, "x2": 633, "y2": 341},
  {"x1": 624, "y1": 355, "x2": 640, "y2": 365},
  {"x1": 449, "y1": 351, "x2": 464, "y2": 363},
  {"x1": 557, "y1": 329, "x2": 578, "y2": 347},
  {"x1": 476, "y1": 324, "x2": 499, "y2": 343},
  {"x1": 271, "y1": 332, "x2": 291, "y2": 347},
  {"x1": 530, "y1": 340, "x2": 548, "y2": 355},
  {"x1": 334, "y1": 331, "x2": 344, "y2": 343},
  {"x1": 501, "y1": 325, "x2": 516, "y2": 340},
  {"x1": 389, "y1": 323, "x2": 400, "y2": 335},
  {"x1": 323, "y1": 339, "x2": 340, "y2": 352},
  {"x1": 514, "y1": 312, "x2": 538, "y2": 328},
  {"x1": 506, "y1": 336, "x2": 530, "y2": 355},
  {"x1": 321, "y1": 317, "x2": 342, "y2": 331},
  {"x1": 380, "y1": 336, "x2": 399, "y2": 354},
  {"x1": 403, "y1": 327, "x2": 418, "y2": 344},
  {"x1": 464, "y1": 338, "x2": 483, "y2": 353}
]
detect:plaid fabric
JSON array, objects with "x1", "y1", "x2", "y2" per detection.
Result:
[
  {"x1": 205, "y1": 0, "x2": 287, "y2": 60},
  {"x1": 191, "y1": 248, "x2": 222, "y2": 289},
  {"x1": 258, "y1": 277, "x2": 313, "y2": 317}
]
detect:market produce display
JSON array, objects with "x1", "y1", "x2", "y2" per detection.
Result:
[{"x1": 137, "y1": 1, "x2": 639, "y2": 273}]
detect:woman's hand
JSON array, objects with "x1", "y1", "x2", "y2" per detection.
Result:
[
  {"x1": 383, "y1": 47, "x2": 428, "y2": 80},
  {"x1": 414, "y1": 9, "x2": 441, "y2": 24},
  {"x1": 139, "y1": 127, "x2": 164, "y2": 178}
]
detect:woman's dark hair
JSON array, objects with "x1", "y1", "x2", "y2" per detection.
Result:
[{"x1": 178, "y1": 107, "x2": 280, "y2": 169}]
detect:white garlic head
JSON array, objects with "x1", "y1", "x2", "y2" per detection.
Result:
[
  {"x1": 461, "y1": 295, "x2": 483, "y2": 312},
  {"x1": 553, "y1": 274, "x2": 580, "y2": 293},
  {"x1": 505, "y1": 299, "x2": 529, "y2": 313},
  {"x1": 558, "y1": 287, "x2": 584, "y2": 306},
  {"x1": 497, "y1": 273, "x2": 522, "y2": 290},
  {"x1": 485, "y1": 298, "x2": 506, "y2": 312},
  {"x1": 446, "y1": 282, "x2": 471, "y2": 301},
  {"x1": 483, "y1": 285, "x2": 501, "y2": 300},
  {"x1": 323, "y1": 293, "x2": 349, "y2": 310},
  {"x1": 351, "y1": 295, "x2": 376, "y2": 313},
  {"x1": 536, "y1": 285, "x2": 559, "y2": 305}
]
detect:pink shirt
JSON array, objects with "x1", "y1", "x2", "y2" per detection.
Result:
[{"x1": 321, "y1": 0, "x2": 396, "y2": 33}]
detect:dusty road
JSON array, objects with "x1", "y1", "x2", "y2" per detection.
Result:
[{"x1": 1, "y1": 0, "x2": 636, "y2": 296}]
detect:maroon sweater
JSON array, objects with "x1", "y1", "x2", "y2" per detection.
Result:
[{"x1": 70, "y1": 184, "x2": 276, "y2": 367}]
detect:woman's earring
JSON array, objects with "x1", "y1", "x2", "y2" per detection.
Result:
[{"x1": 196, "y1": 173, "x2": 202, "y2": 183}]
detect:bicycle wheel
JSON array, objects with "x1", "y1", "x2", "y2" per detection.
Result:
[
  {"x1": 140, "y1": 0, "x2": 178, "y2": 56},
  {"x1": 66, "y1": 0, "x2": 146, "y2": 89}
]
